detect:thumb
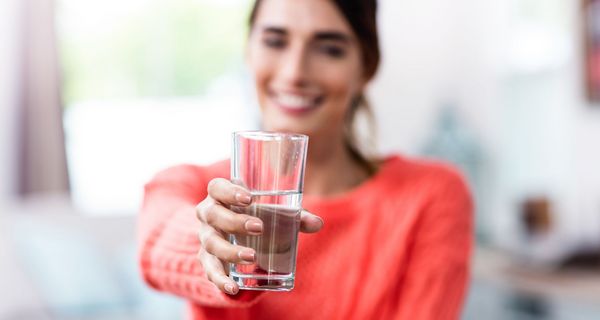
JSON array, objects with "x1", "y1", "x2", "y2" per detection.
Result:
[{"x1": 299, "y1": 210, "x2": 324, "y2": 233}]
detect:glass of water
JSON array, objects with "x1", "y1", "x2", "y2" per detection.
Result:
[{"x1": 229, "y1": 131, "x2": 308, "y2": 291}]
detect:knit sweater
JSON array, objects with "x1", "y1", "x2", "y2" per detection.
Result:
[{"x1": 138, "y1": 155, "x2": 473, "y2": 320}]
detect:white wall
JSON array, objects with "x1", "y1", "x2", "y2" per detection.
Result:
[
  {"x1": 565, "y1": 0, "x2": 600, "y2": 245},
  {"x1": 371, "y1": 0, "x2": 507, "y2": 243},
  {"x1": 371, "y1": 0, "x2": 600, "y2": 247},
  {"x1": 372, "y1": 0, "x2": 505, "y2": 154},
  {"x1": 0, "y1": 0, "x2": 20, "y2": 204}
]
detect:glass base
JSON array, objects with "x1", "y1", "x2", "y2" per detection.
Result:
[{"x1": 230, "y1": 272, "x2": 295, "y2": 291}]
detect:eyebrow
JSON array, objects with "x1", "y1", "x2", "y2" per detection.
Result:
[
  {"x1": 261, "y1": 26, "x2": 352, "y2": 44},
  {"x1": 262, "y1": 26, "x2": 286, "y2": 35},
  {"x1": 315, "y1": 32, "x2": 351, "y2": 43}
]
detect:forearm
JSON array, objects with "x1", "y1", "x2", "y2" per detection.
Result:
[{"x1": 394, "y1": 259, "x2": 470, "y2": 320}]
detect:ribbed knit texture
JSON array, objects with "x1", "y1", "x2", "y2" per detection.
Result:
[{"x1": 138, "y1": 155, "x2": 473, "y2": 320}]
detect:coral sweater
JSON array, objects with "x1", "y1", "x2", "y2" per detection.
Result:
[{"x1": 138, "y1": 155, "x2": 473, "y2": 320}]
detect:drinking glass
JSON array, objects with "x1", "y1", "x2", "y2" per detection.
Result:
[{"x1": 229, "y1": 131, "x2": 308, "y2": 291}]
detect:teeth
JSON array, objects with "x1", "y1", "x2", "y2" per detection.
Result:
[{"x1": 276, "y1": 93, "x2": 314, "y2": 109}]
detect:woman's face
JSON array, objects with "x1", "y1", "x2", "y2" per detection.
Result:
[{"x1": 247, "y1": 0, "x2": 366, "y2": 138}]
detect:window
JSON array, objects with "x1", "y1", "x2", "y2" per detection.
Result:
[{"x1": 57, "y1": 0, "x2": 258, "y2": 214}]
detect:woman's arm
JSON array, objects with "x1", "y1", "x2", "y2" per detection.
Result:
[
  {"x1": 394, "y1": 170, "x2": 474, "y2": 320},
  {"x1": 137, "y1": 165, "x2": 262, "y2": 308}
]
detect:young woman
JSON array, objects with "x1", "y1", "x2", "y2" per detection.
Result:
[{"x1": 138, "y1": 0, "x2": 473, "y2": 319}]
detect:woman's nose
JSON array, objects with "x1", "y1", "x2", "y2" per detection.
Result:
[{"x1": 277, "y1": 46, "x2": 310, "y2": 88}]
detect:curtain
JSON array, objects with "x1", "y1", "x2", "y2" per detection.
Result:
[
  {"x1": 17, "y1": 0, "x2": 70, "y2": 196},
  {"x1": 0, "y1": 0, "x2": 19, "y2": 201}
]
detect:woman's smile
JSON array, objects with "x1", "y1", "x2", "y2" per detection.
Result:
[{"x1": 267, "y1": 89, "x2": 325, "y2": 116}]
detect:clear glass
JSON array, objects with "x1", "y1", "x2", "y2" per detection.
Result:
[{"x1": 229, "y1": 131, "x2": 308, "y2": 291}]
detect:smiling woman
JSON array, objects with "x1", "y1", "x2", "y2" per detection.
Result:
[
  {"x1": 247, "y1": 0, "x2": 379, "y2": 175},
  {"x1": 138, "y1": 0, "x2": 473, "y2": 319}
]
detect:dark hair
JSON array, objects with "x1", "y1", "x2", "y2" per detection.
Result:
[{"x1": 249, "y1": 0, "x2": 380, "y2": 174}]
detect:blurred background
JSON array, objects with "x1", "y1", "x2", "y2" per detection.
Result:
[{"x1": 1, "y1": 0, "x2": 600, "y2": 319}]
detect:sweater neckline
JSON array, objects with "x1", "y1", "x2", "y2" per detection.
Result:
[{"x1": 302, "y1": 155, "x2": 400, "y2": 207}]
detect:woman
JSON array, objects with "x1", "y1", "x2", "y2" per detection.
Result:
[{"x1": 138, "y1": 0, "x2": 473, "y2": 319}]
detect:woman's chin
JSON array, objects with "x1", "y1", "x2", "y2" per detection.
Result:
[
  {"x1": 263, "y1": 124, "x2": 310, "y2": 135},
  {"x1": 261, "y1": 118, "x2": 314, "y2": 135}
]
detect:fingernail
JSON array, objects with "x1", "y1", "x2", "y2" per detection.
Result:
[
  {"x1": 224, "y1": 283, "x2": 236, "y2": 295},
  {"x1": 315, "y1": 216, "x2": 324, "y2": 227},
  {"x1": 245, "y1": 219, "x2": 263, "y2": 234},
  {"x1": 235, "y1": 192, "x2": 252, "y2": 205},
  {"x1": 238, "y1": 249, "x2": 255, "y2": 262},
  {"x1": 305, "y1": 211, "x2": 324, "y2": 225}
]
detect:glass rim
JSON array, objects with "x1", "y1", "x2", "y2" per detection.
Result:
[{"x1": 233, "y1": 130, "x2": 308, "y2": 141}]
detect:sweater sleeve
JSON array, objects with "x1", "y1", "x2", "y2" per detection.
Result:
[
  {"x1": 137, "y1": 165, "x2": 262, "y2": 308},
  {"x1": 394, "y1": 169, "x2": 474, "y2": 320}
]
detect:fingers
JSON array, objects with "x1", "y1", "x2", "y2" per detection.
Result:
[
  {"x1": 300, "y1": 210, "x2": 324, "y2": 233},
  {"x1": 207, "y1": 178, "x2": 252, "y2": 206},
  {"x1": 198, "y1": 224, "x2": 256, "y2": 264},
  {"x1": 197, "y1": 248, "x2": 239, "y2": 295},
  {"x1": 196, "y1": 199, "x2": 263, "y2": 235},
  {"x1": 196, "y1": 207, "x2": 323, "y2": 296},
  {"x1": 198, "y1": 196, "x2": 321, "y2": 235}
]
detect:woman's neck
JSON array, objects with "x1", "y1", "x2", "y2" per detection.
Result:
[{"x1": 303, "y1": 136, "x2": 370, "y2": 197}]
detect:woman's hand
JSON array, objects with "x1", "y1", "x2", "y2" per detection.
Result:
[{"x1": 195, "y1": 178, "x2": 324, "y2": 295}]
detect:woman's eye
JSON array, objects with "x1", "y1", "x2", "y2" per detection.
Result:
[
  {"x1": 318, "y1": 44, "x2": 346, "y2": 58},
  {"x1": 263, "y1": 37, "x2": 286, "y2": 49}
]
